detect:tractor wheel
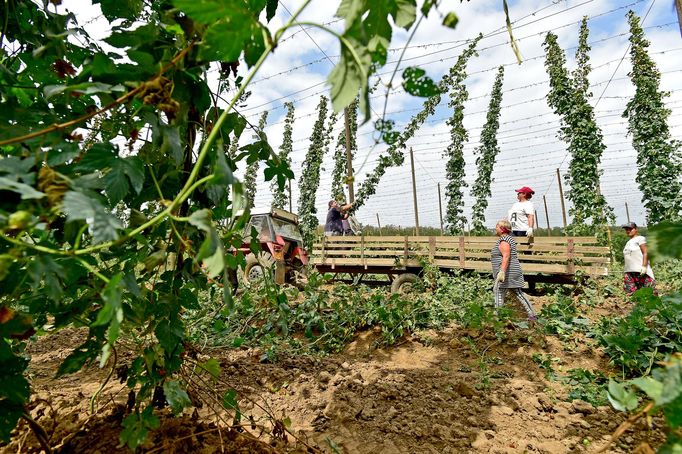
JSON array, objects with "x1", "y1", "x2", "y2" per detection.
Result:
[
  {"x1": 289, "y1": 263, "x2": 309, "y2": 288},
  {"x1": 391, "y1": 273, "x2": 419, "y2": 294},
  {"x1": 243, "y1": 252, "x2": 276, "y2": 285}
]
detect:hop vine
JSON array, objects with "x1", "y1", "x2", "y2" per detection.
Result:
[
  {"x1": 623, "y1": 10, "x2": 682, "y2": 224},
  {"x1": 331, "y1": 99, "x2": 358, "y2": 202},
  {"x1": 244, "y1": 111, "x2": 268, "y2": 208},
  {"x1": 353, "y1": 35, "x2": 482, "y2": 211},
  {"x1": 324, "y1": 111, "x2": 339, "y2": 162},
  {"x1": 543, "y1": 20, "x2": 614, "y2": 230},
  {"x1": 224, "y1": 135, "x2": 240, "y2": 200},
  {"x1": 271, "y1": 102, "x2": 295, "y2": 210},
  {"x1": 297, "y1": 96, "x2": 329, "y2": 249},
  {"x1": 470, "y1": 66, "x2": 505, "y2": 232},
  {"x1": 443, "y1": 41, "x2": 479, "y2": 234},
  {"x1": 330, "y1": 136, "x2": 347, "y2": 203}
]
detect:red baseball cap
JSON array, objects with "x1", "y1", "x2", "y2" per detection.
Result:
[{"x1": 515, "y1": 186, "x2": 535, "y2": 195}]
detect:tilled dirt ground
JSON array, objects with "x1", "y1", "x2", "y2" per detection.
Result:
[{"x1": 2, "y1": 296, "x2": 668, "y2": 453}]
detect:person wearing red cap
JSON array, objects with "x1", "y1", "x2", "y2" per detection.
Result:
[{"x1": 508, "y1": 186, "x2": 535, "y2": 237}]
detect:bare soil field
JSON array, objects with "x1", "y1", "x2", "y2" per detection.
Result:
[{"x1": 2, "y1": 296, "x2": 667, "y2": 454}]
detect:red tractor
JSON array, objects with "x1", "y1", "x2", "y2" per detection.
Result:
[{"x1": 235, "y1": 208, "x2": 309, "y2": 286}]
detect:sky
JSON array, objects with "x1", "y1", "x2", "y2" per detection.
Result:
[{"x1": 67, "y1": 0, "x2": 682, "y2": 231}]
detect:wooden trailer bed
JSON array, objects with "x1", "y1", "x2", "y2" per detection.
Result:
[{"x1": 311, "y1": 235, "x2": 611, "y2": 290}]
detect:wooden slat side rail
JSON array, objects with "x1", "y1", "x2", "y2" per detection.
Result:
[
  {"x1": 312, "y1": 250, "x2": 431, "y2": 258},
  {"x1": 311, "y1": 250, "x2": 607, "y2": 265},
  {"x1": 312, "y1": 249, "x2": 609, "y2": 258},
  {"x1": 311, "y1": 235, "x2": 610, "y2": 277},
  {"x1": 313, "y1": 240, "x2": 609, "y2": 256},
  {"x1": 320, "y1": 235, "x2": 601, "y2": 244},
  {"x1": 311, "y1": 257, "x2": 422, "y2": 267},
  {"x1": 312, "y1": 244, "x2": 609, "y2": 256}
]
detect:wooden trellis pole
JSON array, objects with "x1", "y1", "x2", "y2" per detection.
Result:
[
  {"x1": 437, "y1": 182, "x2": 444, "y2": 235},
  {"x1": 409, "y1": 147, "x2": 420, "y2": 236},
  {"x1": 543, "y1": 195, "x2": 551, "y2": 237},
  {"x1": 556, "y1": 168, "x2": 568, "y2": 231}
]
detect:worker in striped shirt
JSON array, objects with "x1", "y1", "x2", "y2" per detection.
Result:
[{"x1": 491, "y1": 219, "x2": 537, "y2": 322}]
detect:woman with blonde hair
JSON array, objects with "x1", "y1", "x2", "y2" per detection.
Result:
[{"x1": 491, "y1": 219, "x2": 537, "y2": 321}]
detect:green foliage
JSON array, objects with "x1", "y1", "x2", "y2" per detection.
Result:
[
  {"x1": 0, "y1": 0, "x2": 446, "y2": 449},
  {"x1": 442, "y1": 12, "x2": 459, "y2": 29},
  {"x1": 543, "y1": 21, "x2": 614, "y2": 229},
  {"x1": 244, "y1": 111, "x2": 269, "y2": 209},
  {"x1": 539, "y1": 293, "x2": 590, "y2": 341},
  {"x1": 624, "y1": 11, "x2": 682, "y2": 224},
  {"x1": 605, "y1": 221, "x2": 682, "y2": 450},
  {"x1": 402, "y1": 66, "x2": 441, "y2": 97},
  {"x1": 443, "y1": 39, "x2": 479, "y2": 234},
  {"x1": 0, "y1": 0, "x2": 512, "y2": 447},
  {"x1": 0, "y1": 308, "x2": 32, "y2": 442},
  {"x1": 607, "y1": 354, "x2": 682, "y2": 451},
  {"x1": 120, "y1": 405, "x2": 160, "y2": 451},
  {"x1": 298, "y1": 96, "x2": 330, "y2": 249},
  {"x1": 532, "y1": 353, "x2": 561, "y2": 380},
  {"x1": 470, "y1": 66, "x2": 505, "y2": 232},
  {"x1": 271, "y1": 102, "x2": 295, "y2": 210},
  {"x1": 192, "y1": 267, "x2": 493, "y2": 356},
  {"x1": 354, "y1": 36, "x2": 482, "y2": 211},
  {"x1": 610, "y1": 228, "x2": 632, "y2": 264},
  {"x1": 607, "y1": 379, "x2": 639, "y2": 412},
  {"x1": 163, "y1": 380, "x2": 192, "y2": 415},
  {"x1": 649, "y1": 223, "x2": 682, "y2": 262},
  {"x1": 592, "y1": 289, "x2": 682, "y2": 377},
  {"x1": 330, "y1": 0, "x2": 417, "y2": 122},
  {"x1": 563, "y1": 369, "x2": 608, "y2": 407},
  {"x1": 361, "y1": 224, "x2": 442, "y2": 236}
]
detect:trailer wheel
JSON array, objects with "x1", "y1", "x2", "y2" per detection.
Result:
[
  {"x1": 243, "y1": 252, "x2": 275, "y2": 284},
  {"x1": 391, "y1": 273, "x2": 419, "y2": 294}
]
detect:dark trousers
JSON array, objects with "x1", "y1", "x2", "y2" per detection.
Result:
[{"x1": 512, "y1": 230, "x2": 526, "y2": 237}]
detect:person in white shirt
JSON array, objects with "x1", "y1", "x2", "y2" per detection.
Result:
[
  {"x1": 621, "y1": 222, "x2": 656, "y2": 294},
  {"x1": 507, "y1": 186, "x2": 535, "y2": 237}
]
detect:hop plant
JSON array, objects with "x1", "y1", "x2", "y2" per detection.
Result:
[
  {"x1": 623, "y1": 10, "x2": 682, "y2": 224},
  {"x1": 272, "y1": 102, "x2": 295, "y2": 210},
  {"x1": 470, "y1": 66, "x2": 505, "y2": 232}
]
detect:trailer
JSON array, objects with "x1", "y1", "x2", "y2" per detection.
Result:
[{"x1": 312, "y1": 235, "x2": 611, "y2": 293}]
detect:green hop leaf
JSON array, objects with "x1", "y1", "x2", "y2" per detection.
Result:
[
  {"x1": 607, "y1": 380, "x2": 639, "y2": 412},
  {"x1": 402, "y1": 66, "x2": 441, "y2": 98},
  {"x1": 163, "y1": 380, "x2": 192, "y2": 415},
  {"x1": 442, "y1": 12, "x2": 459, "y2": 29}
]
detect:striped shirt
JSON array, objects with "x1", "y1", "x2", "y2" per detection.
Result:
[{"x1": 491, "y1": 234, "x2": 525, "y2": 289}]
